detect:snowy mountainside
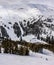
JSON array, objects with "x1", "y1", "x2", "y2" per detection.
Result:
[
  {"x1": 27, "y1": 4, "x2": 54, "y2": 15},
  {"x1": 0, "y1": 4, "x2": 54, "y2": 43}
]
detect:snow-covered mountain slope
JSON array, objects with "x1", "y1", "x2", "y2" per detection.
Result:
[
  {"x1": 10, "y1": 3, "x2": 54, "y2": 15},
  {"x1": 0, "y1": 4, "x2": 54, "y2": 43},
  {"x1": 28, "y1": 4, "x2": 54, "y2": 15}
]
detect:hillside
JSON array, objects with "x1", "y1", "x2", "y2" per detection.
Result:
[{"x1": 0, "y1": 4, "x2": 54, "y2": 44}]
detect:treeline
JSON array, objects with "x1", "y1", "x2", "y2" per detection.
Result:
[
  {"x1": 0, "y1": 39, "x2": 29, "y2": 56},
  {"x1": 46, "y1": 35, "x2": 54, "y2": 45},
  {"x1": 0, "y1": 39, "x2": 54, "y2": 56},
  {"x1": 16, "y1": 41, "x2": 54, "y2": 53}
]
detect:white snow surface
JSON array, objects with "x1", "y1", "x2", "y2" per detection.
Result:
[
  {"x1": 22, "y1": 34, "x2": 47, "y2": 44},
  {"x1": 0, "y1": 50, "x2": 54, "y2": 65},
  {"x1": 42, "y1": 49, "x2": 54, "y2": 56}
]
